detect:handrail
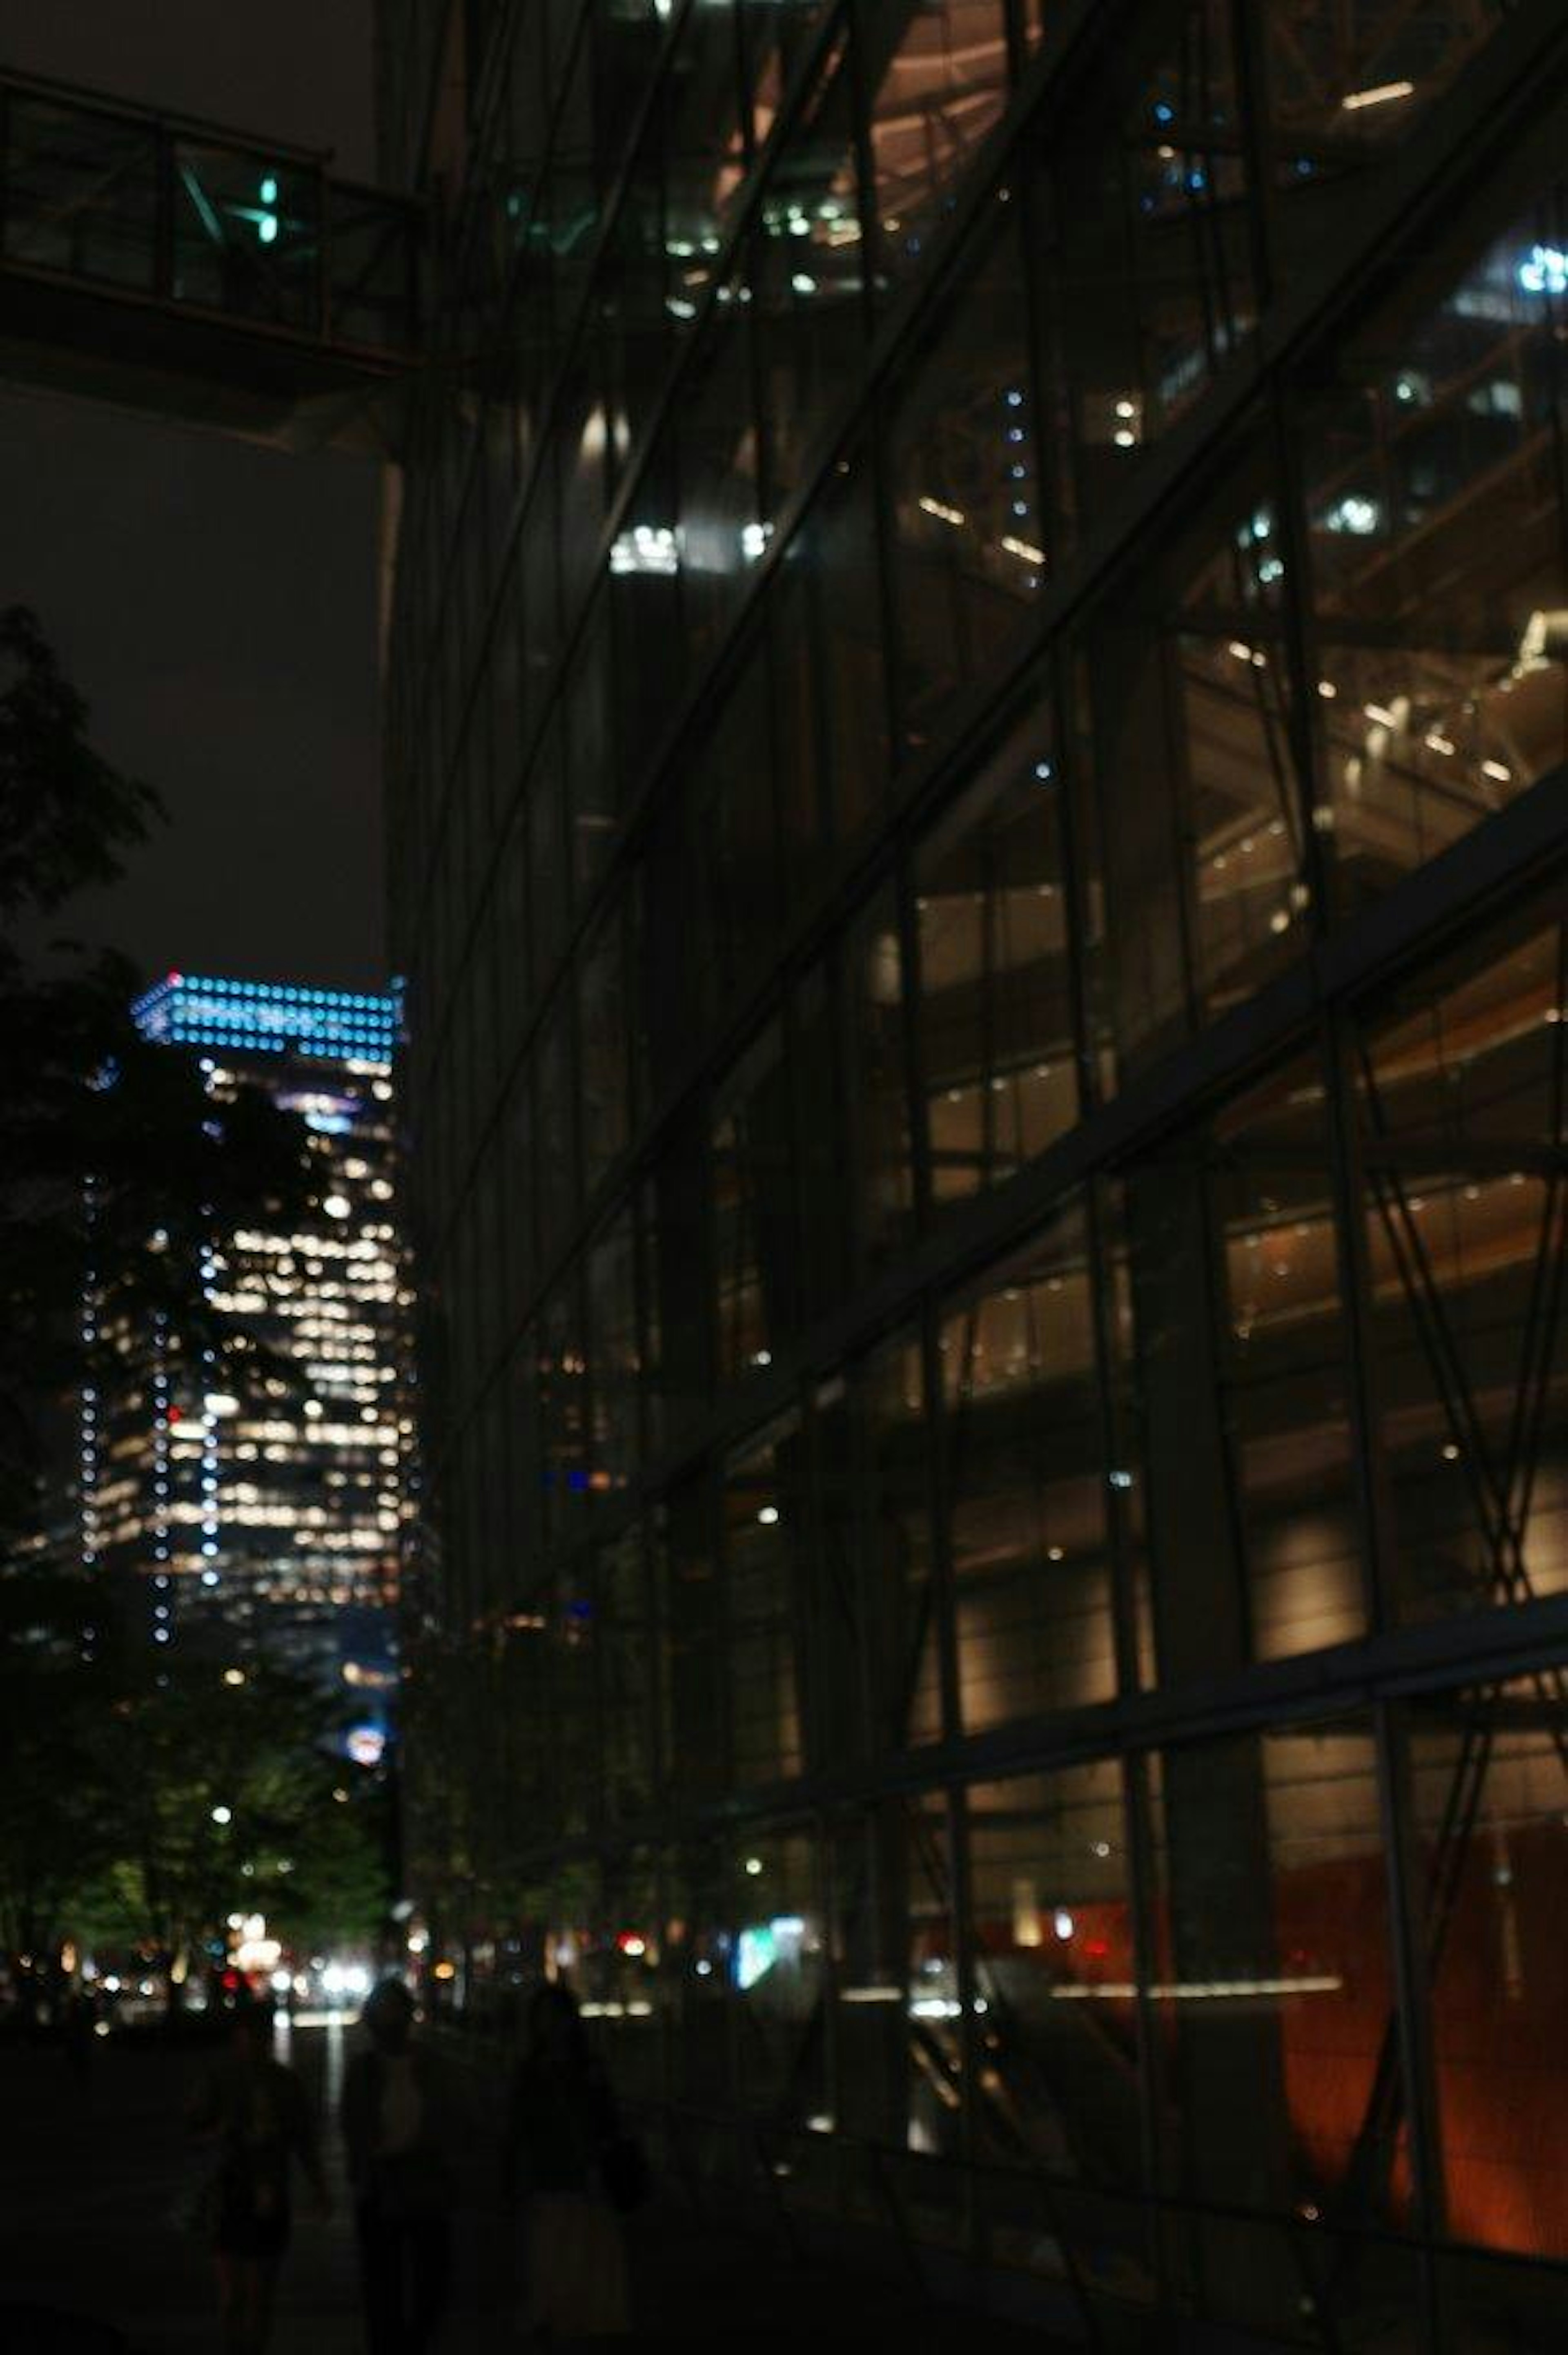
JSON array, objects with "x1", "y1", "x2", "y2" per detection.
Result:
[{"x1": 0, "y1": 63, "x2": 334, "y2": 164}]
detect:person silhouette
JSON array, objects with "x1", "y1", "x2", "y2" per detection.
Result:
[
  {"x1": 187, "y1": 1999, "x2": 330, "y2": 2355},
  {"x1": 505, "y1": 1982, "x2": 634, "y2": 2342},
  {"x1": 342, "y1": 1977, "x2": 456, "y2": 2354}
]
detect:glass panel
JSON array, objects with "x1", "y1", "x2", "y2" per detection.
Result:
[
  {"x1": 730, "y1": 1825, "x2": 826, "y2": 2122},
  {"x1": 172, "y1": 144, "x2": 320, "y2": 328},
  {"x1": 864, "y1": 0, "x2": 1009, "y2": 303},
  {"x1": 658, "y1": 1487, "x2": 725, "y2": 1800},
  {"x1": 579, "y1": 902, "x2": 628, "y2": 1196},
  {"x1": 770, "y1": 443, "x2": 891, "y2": 875},
  {"x1": 597, "y1": 1532, "x2": 654, "y2": 1820},
  {"x1": 677, "y1": 291, "x2": 761, "y2": 672},
  {"x1": 741, "y1": 0, "x2": 830, "y2": 151},
  {"x1": 967, "y1": 1761, "x2": 1156, "y2": 2299},
  {"x1": 4, "y1": 99, "x2": 159, "y2": 290},
  {"x1": 1266, "y1": 0, "x2": 1514, "y2": 272},
  {"x1": 830, "y1": 1795, "x2": 960, "y2": 2154},
  {"x1": 1355, "y1": 894, "x2": 1568, "y2": 1626},
  {"x1": 664, "y1": 0, "x2": 747, "y2": 319},
  {"x1": 1304, "y1": 190, "x2": 1568, "y2": 919},
  {"x1": 861, "y1": 1333, "x2": 942, "y2": 1750},
  {"x1": 752, "y1": 36, "x2": 864, "y2": 510},
  {"x1": 688, "y1": 631, "x2": 780, "y2": 1017},
  {"x1": 1045, "y1": 0, "x2": 1254, "y2": 524},
  {"x1": 596, "y1": 111, "x2": 669, "y2": 476},
  {"x1": 534, "y1": 992, "x2": 579, "y2": 1275},
  {"x1": 723, "y1": 1420, "x2": 805, "y2": 1786},
  {"x1": 886, "y1": 206, "x2": 1046, "y2": 752},
  {"x1": 845, "y1": 885, "x2": 915, "y2": 1280},
  {"x1": 1406, "y1": 1677, "x2": 1568, "y2": 2275},
  {"x1": 713, "y1": 1020, "x2": 796, "y2": 1385},
  {"x1": 1148, "y1": 1720, "x2": 1408, "y2": 2339},
  {"x1": 915, "y1": 692, "x2": 1078, "y2": 1212},
  {"x1": 792, "y1": 959, "x2": 847, "y2": 1327},
  {"x1": 1073, "y1": 439, "x2": 1308, "y2": 1082},
  {"x1": 940, "y1": 1204, "x2": 1116, "y2": 1734},
  {"x1": 586, "y1": 1206, "x2": 639, "y2": 1493}
]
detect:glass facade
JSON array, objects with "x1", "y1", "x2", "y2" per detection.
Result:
[{"x1": 385, "y1": 2, "x2": 1568, "y2": 2342}]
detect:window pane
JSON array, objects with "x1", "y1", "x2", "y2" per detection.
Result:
[
  {"x1": 915, "y1": 692, "x2": 1078, "y2": 1213},
  {"x1": 1304, "y1": 192, "x2": 1568, "y2": 919},
  {"x1": 1147, "y1": 1720, "x2": 1413, "y2": 2337},
  {"x1": 940, "y1": 1204, "x2": 1116, "y2": 1734},
  {"x1": 864, "y1": 0, "x2": 1009, "y2": 304},
  {"x1": 886, "y1": 207, "x2": 1046, "y2": 751},
  {"x1": 731, "y1": 1825, "x2": 825, "y2": 2123},
  {"x1": 830, "y1": 1795, "x2": 961, "y2": 2163},
  {"x1": 1072, "y1": 439, "x2": 1308, "y2": 1082},
  {"x1": 712, "y1": 1021, "x2": 795, "y2": 1384},
  {"x1": 967, "y1": 1761, "x2": 1158, "y2": 2299},
  {"x1": 845, "y1": 886, "x2": 915, "y2": 1280},
  {"x1": 1044, "y1": 0, "x2": 1254, "y2": 524},
  {"x1": 753, "y1": 40, "x2": 864, "y2": 510},
  {"x1": 1355, "y1": 894, "x2": 1568, "y2": 1626},
  {"x1": 723, "y1": 1420, "x2": 805, "y2": 1786},
  {"x1": 1405, "y1": 1678, "x2": 1568, "y2": 2275},
  {"x1": 6, "y1": 98, "x2": 158, "y2": 291}
]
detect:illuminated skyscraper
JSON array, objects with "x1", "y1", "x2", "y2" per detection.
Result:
[{"x1": 82, "y1": 973, "x2": 411, "y2": 1721}]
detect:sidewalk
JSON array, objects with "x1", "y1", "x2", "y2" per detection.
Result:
[{"x1": 0, "y1": 2029, "x2": 1062, "y2": 2351}]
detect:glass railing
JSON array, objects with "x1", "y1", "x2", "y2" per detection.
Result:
[{"x1": 0, "y1": 73, "x2": 419, "y2": 353}]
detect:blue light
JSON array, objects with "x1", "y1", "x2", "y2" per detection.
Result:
[{"x1": 1519, "y1": 243, "x2": 1568, "y2": 298}]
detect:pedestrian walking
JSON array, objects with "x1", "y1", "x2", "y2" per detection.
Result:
[
  {"x1": 342, "y1": 1976, "x2": 456, "y2": 2354},
  {"x1": 505, "y1": 1982, "x2": 641, "y2": 2342},
  {"x1": 186, "y1": 1999, "x2": 331, "y2": 2355}
]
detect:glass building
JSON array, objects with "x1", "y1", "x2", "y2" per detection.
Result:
[
  {"x1": 383, "y1": 2, "x2": 1568, "y2": 2342},
  {"x1": 84, "y1": 974, "x2": 412, "y2": 1722}
]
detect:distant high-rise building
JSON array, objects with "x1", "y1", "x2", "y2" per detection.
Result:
[{"x1": 82, "y1": 973, "x2": 411, "y2": 1732}]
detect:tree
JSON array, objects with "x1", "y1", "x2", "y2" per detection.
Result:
[
  {"x1": 78, "y1": 1654, "x2": 392, "y2": 1987},
  {"x1": 0, "y1": 606, "x2": 318, "y2": 1547}
]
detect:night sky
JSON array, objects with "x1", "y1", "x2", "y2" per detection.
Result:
[{"x1": 0, "y1": 0, "x2": 389, "y2": 995}]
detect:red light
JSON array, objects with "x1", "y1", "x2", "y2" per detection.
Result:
[
  {"x1": 1084, "y1": 1939, "x2": 1109, "y2": 1961},
  {"x1": 167, "y1": 1407, "x2": 182, "y2": 1424},
  {"x1": 221, "y1": 1968, "x2": 241, "y2": 1991},
  {"x1": 168, "y1": 970, "x2": 183, "y2": 985}
]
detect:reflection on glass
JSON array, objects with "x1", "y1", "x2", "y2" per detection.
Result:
[
  {"x1": 1305, "y1": 197, "x2": 1568, "y2": 917},
  {"x1": 967, "y1": 1761, "x2": 1158, "y2": 2296},
  {"x1": 1356, "y1": 894, "x2": 1568, "y2": 1626},
  {"x1": 677, "y1": 293, "x2": 761, "y2": 670},
  {"x1": 1267, "y1": 2, "x2": 1512, "y2": 241},
  {"x1": 172, "y1": 144, "x2": 320, "y2": 326},
  {"x1": 831, "y1": 1798, "x2": 960, "y2": 2157},
  {"x1": 940, "y1": 1206, "x2": 1116, "y2": 1733},
  {"x1": 597, "y1": 1533, "x2": 654, "y2": 1820},
  {"x1": 586, "y1": 1205, "x2": 639, "y2": 1491},
  {"x1": 864, "y1": 0, "x2": 1009, "y2": 300},
  {"x1": 663, "y1": 0, "x2": 748, "y2": 314},
  {"x1": 1046, "y1": 0, "x2": 1253, "y2": 522},
  {"x1": 1405, "y1": 1678, "x2": 1568, "y2": 2269},
  {"x1": 730, "y1": 1826, "x2": 825, "y2": 2121},
  {"x1": 1148, "y1": 1721, "x2": 1405, "y2": 2335},
  {"x1": 887, "y1": 208, "x2": 1045, "y2": 749},
  {"x1": 713, "y1": 1021, "x2": 795, "y2": 1384},
  {"x1": 723, "y1": 1421, "x2": 804, "y2": 1786},
  {"x1": 771, "y1": 446, "x2": 890, "y2": 871},
  {"x1": 915, "y1": 697, "x2": 1078, "y2": 1211},
  {"x1": 1074, "y1": 443, "x2": 1307, "y2": 1080},
  {"x1": 753, "y1": 39, "x2": 864, "y2": 508},
  {"x1": 845, "y1": 888, "x2": 915, "y2": 1279},
  {"x1": 1167, "y1": 1053, "x2": 1364, "y2": 1664}
]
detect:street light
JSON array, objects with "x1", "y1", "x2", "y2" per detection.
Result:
[{"x1": 211, "y1": 1804, "x2": 232, "y2": 1826}]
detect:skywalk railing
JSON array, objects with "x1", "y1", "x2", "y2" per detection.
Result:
[{"x1": 0, "y1": 69, "x2": 420, "y2": 357}]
